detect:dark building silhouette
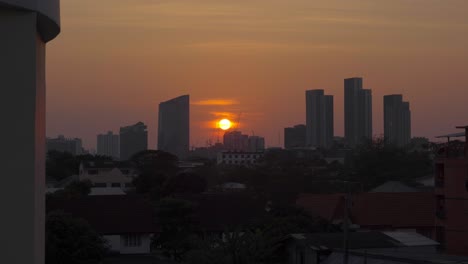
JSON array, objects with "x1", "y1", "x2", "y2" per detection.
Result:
[
  {"x1": 120, "y1": 122, "x2": 148, "y2": 160},
  {"x1": 284, "y1": 124, "x2": 306, "y2": 149},
  {"x1": 247, "y1": 136, "x2": 265, "y2": 152},
  {"x1": 344, "y1": 77, "x2": 372, "y2": 147},
  {"x1": 46, "y1": 135, "x2": 83, "y2": 155},
  {"x1": 223, "y1": 131, "x2": 249, "y2": 151},
  {"x1": 97, "y1": 131, "x2": 120, "y2": 159},
  {"x1": 306, "y1": 89, "x2": 334, "y2": 148},
  {"x1": 384, "y1": 95, "x2": 411, "y2": 147},
  {"x1": 158, "y1": 95, "x2": 190, "y2": 160}
]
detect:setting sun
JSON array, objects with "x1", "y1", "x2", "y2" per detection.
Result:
[{"x1": 218, "y1": 119, "x2": 232, "y2": 130}]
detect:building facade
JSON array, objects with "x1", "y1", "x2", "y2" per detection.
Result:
[
  {"x1": 344, "y1": 77, "x2": 372, "y2": 147},
  {"x1": 434, "y1": 126, "x2": 468, "y2": 255},
  {"x1": 97, "y1": 131, "x2": 120, "y2": 159},
  {"x1": 248, "y1": 136, "x2": 265, "y2": 152},
  {"x1": 306, "y1": 90, "x2": 334, "y2": 148},
  {"x1": 217, "y1": 151, "x2": 264, "y2": 166},
  {"x1": 120, "y1": 122, "x2": 148, "y2": 160},
  {"x1": 284, "y1": 124, "x2": 306, "y2": 149},
  {"x1": 223, "y1": 131, "x2": 249, "y2": 151},
  {"x1": 384, "y1": 95, "x2": 411, "y2": 147},
  {"x1": 47, "y1": 135, "x2": 83, "y2": 155},
  {"x1": 78, "y1": 161, "x2": 137, "y2": 189},
  {"x1": 157, "y1": 95, "x2": 190, "y2": 160}
]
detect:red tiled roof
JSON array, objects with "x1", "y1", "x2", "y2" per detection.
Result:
[
  {"x1": 47, "y1": 195, "x2": 158, "y2": 234},
  {"x1": 351, "y1": 192, "x2": 435, "y2": 227},
  {"x1": 296, "y1": 192, "x2": 435, "y2": 228},
  {"x1": 174, "y1": 193, "x2": 268, "y2": 231},
  {"x1": 296, "y1": 193, "x2": 344, "y2": 221}
]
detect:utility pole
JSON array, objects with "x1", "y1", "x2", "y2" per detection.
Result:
[{"x1": 343, "y1": 181, "x2": 351, "y2": 264}]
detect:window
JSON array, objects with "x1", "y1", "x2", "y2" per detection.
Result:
[
  {"x1": 111, "y1": 182, "x2": 121, "y2": 188},
  {"x1": 124, "y1": 234, "x2": 142, "y2": 247},
  {"x1": 93, "y1": 183, "x2": 106, "y2": 188},
  {"x1": 124, "y1": 183, "x2": 134, "y2": 188}
]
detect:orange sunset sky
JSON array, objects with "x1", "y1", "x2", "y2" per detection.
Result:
[{"x1": 46, "y1": 0, "x2": 468, "y2": 149}]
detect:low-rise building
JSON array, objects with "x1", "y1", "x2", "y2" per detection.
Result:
[
  {"x1": 78, "y1": 161, "x2": 137, "y2": 189},
  {"x1": 217, "y1": 151, "x2": 264, "y2": 166}
]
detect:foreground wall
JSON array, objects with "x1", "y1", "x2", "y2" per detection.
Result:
[{"x1": 0, "y1": 1, "x2": 60, "y2": 263}]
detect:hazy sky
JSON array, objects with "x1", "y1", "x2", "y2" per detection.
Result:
[{"x1": 46, "y1": 0, "x2": 468, "y2": 150}]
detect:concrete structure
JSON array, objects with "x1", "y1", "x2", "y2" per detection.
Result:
[
  {"x1": 97, "y1": 131, "x2": 120, "y2": 159},
  {"x1": 223, "y1": 131, "x2": 249, "y2": 151},
  {"x1": 47, "y1": 135, "x2": 83, "y2": 155},
  {"x1": 284, "y1": 124, "x2": 306, "y2": 149},
  {"x1": 217, "y1": 151, "x2": 264, "y2": 166},
  {"x1": 306, "y1": 90, "x2": 334, "y2": 148},
  {"x1": 434, "y1": 126, "x2": 468, "y2": 255},
  {"x1": 248, "y1": 136, "x2": 265, "y2": 152},
  {"x1": 0, "y1": 1, "x2": 60, "y2": 263},
  {"x1": 384, "y1": 95, "x2": 411, "y2": 147},
  {"x1": 157, "y1": 95, "x2": 190, "y2": 160},
  {"x1": 344, "y1": 77, "x2": 372, "y2": 147},
  {"x1": 120, "y1": 122, "x2": 148, "y2": 160}
]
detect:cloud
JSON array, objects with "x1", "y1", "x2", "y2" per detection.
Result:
[{"x1": 192, "y1": 99, "x2": 239, "y2": 106}]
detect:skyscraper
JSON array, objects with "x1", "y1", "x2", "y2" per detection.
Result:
[
  {"x1": 284, "y1": 124, "x2": 306, "y2": 149},
  {"x1": 120, "y1": 122, "x2": 148, "y2": 160},
  {"x1": 97, "y1": 131, "x2": 120, "y2": 159},
  {"x1": 306, "y1": 90, "x2": 334, "y2": 148},
  {"x1": 344, "y1": 77, "x2": 372, "y2": 147},
  {"x1": 158, "y1": 95, "x2": 190, "y2": 159},
  {"x1": 384, "y1": 95, "x2": 411, "y2": 147}
]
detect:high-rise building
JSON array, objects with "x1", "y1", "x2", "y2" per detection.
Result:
[
  {"x1": 97, "y1": 131, "x2": 120, "y2": 159},
  {"x1": 284, "y1": 124, "x2": 306, "y2": 149},
  {"x1": 223, "y1": 131, "x2": 249, "y2": 151},
  {"x1": 306, "y1": 90, "x2": 334, "y2": 148},
  {"x1": 120, "y1": 122, "x2": 148, "y2": 160},
  {"x1": 384, "y1": 95, "x2": 411, "y2": 147},
  {"x1": 344, "y1": 77, "x2": 372, "y2": 147},
  {"x1": 248, "y1": 136, "x2": 265, "y2": 152},
  {"x1": 46, "y1": 135, "x2": 83, "y2": 155},
  {"x1": 157, "y1": 95, "x2": 190, "y2": 160}
]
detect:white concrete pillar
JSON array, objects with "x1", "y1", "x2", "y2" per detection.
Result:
[{"x1": 0, "y1": 1, "x2": 59, "y2": 263}]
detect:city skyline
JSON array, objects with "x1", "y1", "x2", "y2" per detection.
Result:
[{"x1": 46, "y1": 0, "x2": 468, "y2": 149}]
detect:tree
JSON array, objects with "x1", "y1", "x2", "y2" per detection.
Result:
[
  {"x1": 186, "y1": 229, "x2": 283, "y2": 264},
  {"x1": 162, "y1": 172, "x2": 207, "y2": 197},
  {"x1": 131, "y1": 150, "x2": 179, "y2": 199},
  {"x1": 46, "y1": 151, "x2": 113, "y2": 182},
  {"x1": 47, "y1": 180, "x2": 92, "y2": 200},
  {"x1": 349, "y1": 137, "x2": 433, "y2": 190},
  {"x1": 46, "y1": 211, "x2": 108, "y2": 264},
  {"x1": 154, "y1": 198, "x2": 197, "y2": 262}
]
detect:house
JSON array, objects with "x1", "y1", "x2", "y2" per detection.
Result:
[
  {"x1": 78, "y1": 161, "x2": 137, "y2": 189},
  {"x1": 47, "y1": 195, "x2": 157, "y2": 254},
  {"x1": 296, "y1": 192, "x2": 436, "y2": 238},
  {"x1": 287, "y1": 231, "x2": 440, "y2": 264}
]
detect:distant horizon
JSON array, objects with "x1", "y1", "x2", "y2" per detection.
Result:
[{"x1": 46, "y1": 0, "x2": 468, "y2": 149}]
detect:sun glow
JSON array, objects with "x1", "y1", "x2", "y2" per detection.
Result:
[{"x1": 218, "y1": 119, "x2": 232, "y2": 130}]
